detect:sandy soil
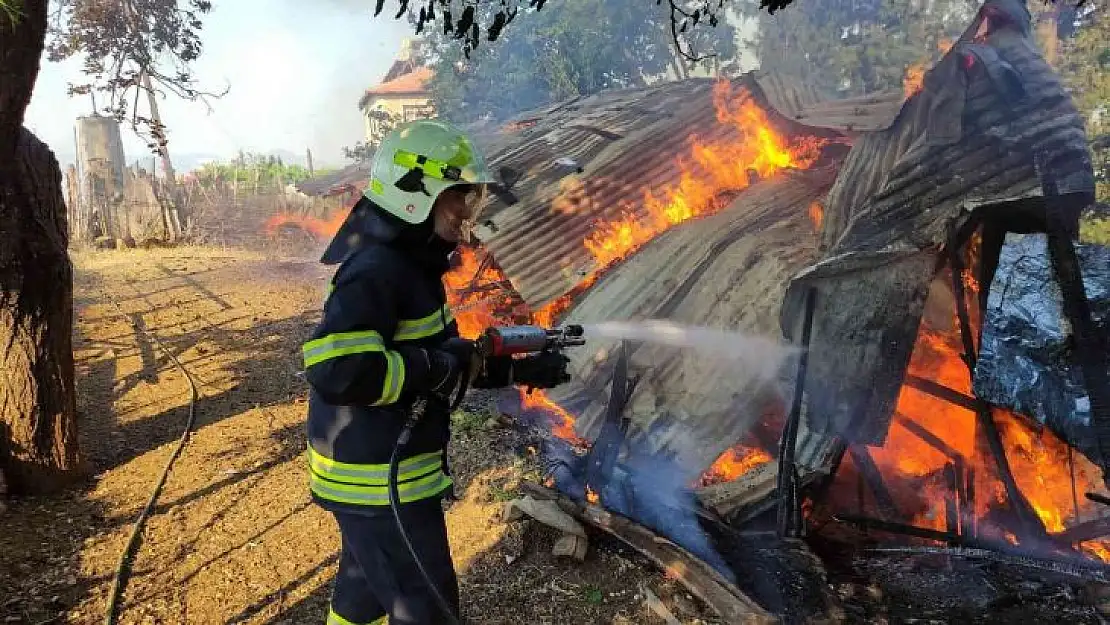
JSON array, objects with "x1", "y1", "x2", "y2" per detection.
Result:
[{"x1": 0, "y1": 247, "x2": 719, "y2": 625}]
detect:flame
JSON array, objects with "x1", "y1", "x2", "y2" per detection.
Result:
[
  {"x1": 264, "y1": 210, "x2": 347, "y2": 239},
  {"x1": 701, "y1": 445, "x2": 774, "y2": 486},
  {"x1": 442, "y1": 246, "x2": 518, "y2": 339},
  {"x1": 808, "y1": 201, "x2": 824, "y2": 231},
  {"x1": 842, "y1": 268, "x2": 1110, "y2": 562},
  {"x1": 518, "y1": 387, "x2": 588, "y2": 447},
  {"x1": 579, "y1": 81, "x2": 825, "y2": 271},
  {"x1": 586, "y1": 485, "x2": 600, "y2": 505},
  {"x1": 903, "y1": 38, "x2": 956, "y2": 99}
]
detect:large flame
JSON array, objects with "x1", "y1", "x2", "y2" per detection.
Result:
[
  {"x1": 581, "y1": 81, "x2": 824, "y2": 269},
  {"x1": 442, "y1": 246, "x2": 519, "y2": 339},
  {"x1": 853, "y1": 269, "x2": 1110, "y2": 562}
]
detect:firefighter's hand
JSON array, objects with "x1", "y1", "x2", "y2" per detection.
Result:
[
  {"x1": 473, "y1": 355, "x2": 513, "y2": 389},
  {"x1": 511, "y1": 352, "x2": 572, "y2": 390},
  {"x1": 432, "y1": 338, "x2": 480, "y2": 390}
]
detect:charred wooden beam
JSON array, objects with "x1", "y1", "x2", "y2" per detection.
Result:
[
  {"x1": 833, "y1": 514, "x2": 962, "y2": 544},
  {"x1": 1036, "y1": 152, "x2": 1110, "y2": 488},
  {"x1": 947, "y1": 222, "x2": 1049, "y2": 541},
  {"x1": 585, "y1": 341, "x2": 631, "y2": 490},
  {"x1": 903, "y1": 374, "x2": 979, "y2": 414},
  {"x1": 520, "y1": 481, "x2": 779, "y2": 625},
  {"x1": 944, "y1": 463, "x2": 960, "y2": 535},
  {"x1": 847, "y1": 446, "x2": 900, "y2": 521},
  {"x1": 777, "y1": 286, "x2": 816, "y2": 538},
  {"x1": 895, "y1": 412, "x2": 964, "y2": 461},
  {"x1": 1086, "y1": 492, "x2": 1110, "y2": 508},
  {"x1": 1056, "y1": 515, "x2": 1110, "y2": 543}
]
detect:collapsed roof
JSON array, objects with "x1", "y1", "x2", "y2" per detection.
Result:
[{"x1": 780, "y1": 0, "x2": 1097, "y2": 463}]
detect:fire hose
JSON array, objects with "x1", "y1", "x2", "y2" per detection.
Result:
[
  {"x1": 103, "y1": 292, "x2": 200, "y2": 625},
  {"x1": 386, "y1": 324, "x2": 584, "y2": 624}
]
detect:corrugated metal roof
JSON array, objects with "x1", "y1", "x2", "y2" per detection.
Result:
[
  {"x1": 782, "y1": 24, "x2": 1096, "y2": 458},
  {"x1": 473, "y1": 71, "x2": 848, "y2": 309},
  {"x1": 295, "y1": 161, "x2": 373, "y2": 197},
  {"x1": 541, "y1": 171, "x2": 835, "y2": 472},
  {"x1": 788, "y1": 90, "x2": 907, "y2": 133}
]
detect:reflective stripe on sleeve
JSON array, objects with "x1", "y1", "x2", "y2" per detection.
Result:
[
  {"x1": 371, "y1": 350, "x2": 405, "y2": 406},
  {"x1": 302, "y1": 330, "x2": 385, "y2": 367},
  {"x1": 326, "y1": 607, "x2": 374, "y2": 625},
  {"x1": 394, "y1": 303, "x2": 454, "y2": 341}
]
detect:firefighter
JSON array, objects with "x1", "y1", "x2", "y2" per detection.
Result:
[{"x1": 303, "y1": 119, "x2": 567, "y2": 625}]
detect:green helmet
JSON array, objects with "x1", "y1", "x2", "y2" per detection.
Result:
[{"x1": 364, "y1": 119, "x2": 497, "y2": 224}]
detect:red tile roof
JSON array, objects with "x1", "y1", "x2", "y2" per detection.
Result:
[{"x1": 363, "y1": 67, "x2": 432, "y2": 97}]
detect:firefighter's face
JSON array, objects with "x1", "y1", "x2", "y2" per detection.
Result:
[{"x1": 432, "y1": 184, "x2": 486, "y2": 243}]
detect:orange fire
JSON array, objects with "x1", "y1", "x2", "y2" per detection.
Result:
[
  {"x1": 518, "y1": 387, "x2": 588, "y2": 447},
  {"x1": 442, "y1": 246, "x2": 518, "y2": 339},
  {"x1": 808, "y1": 201, "x2": 824, "y2": 231},
  {"x1": 702, "y1": 445, "x2": 774, "y2": 486},
  {"x1": 903, "y1": 38, "x2": 956, "y2": 99},
  {"x1": 264, "y1": 210, "x2": 347, "y2": 239},
  {"x1": 586, "y1": 485, "x2": 600, "y2": 504},
  {"x1": 855, "y1": 271, "x2": 1110, "y2": 561},
  {"x1": 581, "y1": 81, "x2": 825, "y2": 270}
]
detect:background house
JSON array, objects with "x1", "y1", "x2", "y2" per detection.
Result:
[{"x1": 358, "y1": 39, "x2": 436, "y2": 144}]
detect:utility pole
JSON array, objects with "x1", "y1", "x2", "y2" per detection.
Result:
[{"x1": 306, "y1": 148, "x2": 315, "y2": 176}]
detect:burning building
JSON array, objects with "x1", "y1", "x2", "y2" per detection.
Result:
[{"x1": 278, "y1": 6, "x2": 1107, "y2": 613}]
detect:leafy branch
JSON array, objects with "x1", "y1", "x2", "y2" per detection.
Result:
[
  {"x1": 45, "y1": 0, "x2": 227, "y2": 156},
  {"x1": 0, "y1": 0, "x2": 23, "y2": 25}
]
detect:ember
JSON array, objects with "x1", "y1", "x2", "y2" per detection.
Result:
[
  {"x1": 701, "y1": 445, "x2": 774, "y2": 487},
  {"x1": 808, "y1": 201, "x2": 824, "y2": 230}
]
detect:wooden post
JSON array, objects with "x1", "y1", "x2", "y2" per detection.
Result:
[
  {"x1": 847, "y1": 446, "x2": 900, "y2": 521},
  {"x1": 306, "y1": 148, "x2": 314, "y2": 176},
  {"x1": 777, "y1": 286, "x2": 816, "y2": 538},
  {"x1": 140, "y1": 70, "x2": 182, "y2": 240},
  {"x1": 947, "y1": 222, "x2": 1048, "y2": 541}
]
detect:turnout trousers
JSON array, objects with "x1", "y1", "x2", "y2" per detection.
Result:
[{"x1": 326, "y1": 500, "x2": 460, "y2": 625}]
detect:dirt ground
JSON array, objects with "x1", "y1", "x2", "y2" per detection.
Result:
[{"x1": 0, "y1": 247, "x2": 721, "y2": 625}]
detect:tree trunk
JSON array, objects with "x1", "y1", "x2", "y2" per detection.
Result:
[{"x1": 0, "y1": 1, "x2": 83, "y2": 495}]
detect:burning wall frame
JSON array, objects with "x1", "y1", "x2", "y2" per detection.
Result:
[{"x1": 777, "y1": 0, "x2": 1110, "y2": 557}]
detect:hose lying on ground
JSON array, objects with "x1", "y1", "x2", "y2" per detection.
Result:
[{"x1": 103, "y1": 293, "x2": 200, "y2": 625}]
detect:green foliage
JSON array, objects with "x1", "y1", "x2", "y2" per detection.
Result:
[
  {"x1": 192, "y1": 152, "x2": 321, "y2": 187},
  {"x1": 46, "y1": 0, "x2": 220, "y2": 151},
  {"x1": 451, "y1": 409, "x2": 487, "y2": 435},
  {"x1": 419, "y1": 0, "x2": 738, "y2": 124},
  {"x1": 0, "y1": 0, "x2": 23, "y2": 25},
  {"x1": 1081, "y1": 215, "x2": 1110, "y2": 246},
  {"x1": 1059, "y1": 9, "x2": 1109, "y2": 203},
  {"x1": 738, "y1": 0, "x2": 977, "y2": 95}
]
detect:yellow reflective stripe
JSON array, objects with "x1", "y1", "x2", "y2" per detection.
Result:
[
  {"x1": 326, "y1": 608, "x2": 369, "y2": 625},
  {"x1": 310, "y1": 468, "x2": 453, "y2": 506},
  {"x1": 307, "y1": 448, "x2": 442, "y2": 485},
  {"x1": 371, "y1": 350, "x2": 405, "y2": 405},
  {"x1": 395, "y1": 308, "x2": 444, "y2": 341},
  {"x1": 303, "y1": 330, "x2": 384, "y2": 367},
  {"x1": 394, "y1": 304, "x2": 455, "y2": 341}
]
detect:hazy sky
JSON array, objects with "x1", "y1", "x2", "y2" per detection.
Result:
[{"x1": 25, "y1": 1, "x2": 413, "y2": 169}]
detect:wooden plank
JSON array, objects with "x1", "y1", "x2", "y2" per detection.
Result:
[{"x1": 520, "y1": 481, "x2": 779, "y2": 625}]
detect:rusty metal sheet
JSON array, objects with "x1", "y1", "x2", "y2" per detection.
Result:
[
  {"x1": 472, "y1": 72, "x2": 846, "y2": 309},
  {"x1": 542, "y1": 172, "x2": 836, "y2": 472},
  {"x1": 789, "y1": 91, "x2": 906, "y2": 133}
]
